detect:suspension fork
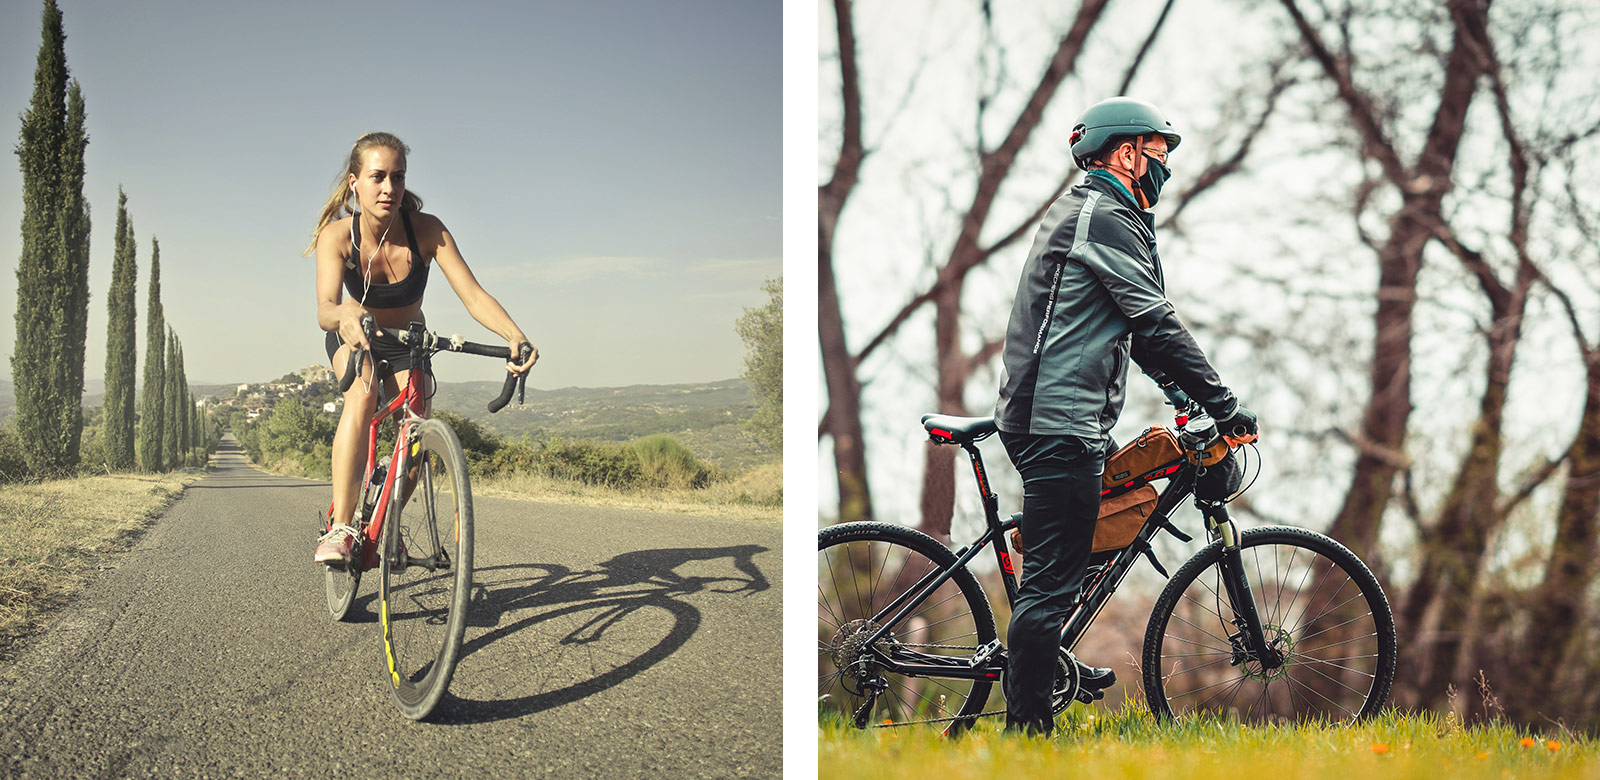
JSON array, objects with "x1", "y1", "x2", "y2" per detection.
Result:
[{"x1": 1200, "y1": 500, "x2": 1281, "y2": 671}]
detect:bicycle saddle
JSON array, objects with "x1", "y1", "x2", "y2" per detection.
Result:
[{"x1": 921, "y1": 414, "x2": 998, "y2": 444}]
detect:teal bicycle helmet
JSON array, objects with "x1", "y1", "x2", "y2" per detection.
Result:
[{"x1": 1069, "y1": 97, "x2": 1181, "y2": 171}]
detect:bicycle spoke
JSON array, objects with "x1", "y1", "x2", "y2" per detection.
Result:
[
  {"x1": 1297, "y1": 632, "x2": 1380, "y2": 655},
  {"x1": 1292, "y1": 613, "x2": 1374, "y2": 650},
  {"x1": 1295, "y1": 655, "x2": 1378, "y2": 678},
  {"x1": 1169, "y1": 606, "x2": 1234, "y2": 651},
  {"x1": 1148, "y1": 529, "x2": 1394, "y2": 727}
]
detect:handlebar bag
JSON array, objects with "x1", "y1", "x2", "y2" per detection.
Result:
[{"x1": 1102, "y1": 426, "x2": 1183, "y2": 489}]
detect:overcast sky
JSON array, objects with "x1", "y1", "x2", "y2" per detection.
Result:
[{"x1": 0, "y1": 0, "x2": 780, "y2": 388}]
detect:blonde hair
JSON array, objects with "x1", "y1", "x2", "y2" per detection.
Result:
[{"x1": 303, "y1": 131, "x2": 424, "y2": 256}]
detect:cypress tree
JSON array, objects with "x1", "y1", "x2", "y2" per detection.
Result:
[
  {"x1": 104, "y1": 189, "x2": 137, "y2": 469},
  {"x1": 56, "y1": 80, "x2": 90, "y2": 470},
  {"x1": 138, "y1": 236, "x2": 164, "y2": 471},
  {"x1": 175, "y1": 341, "x2": 189, "y2": 467},
  {"x1": 10, "y1": 0, "x2": 75, "y2": 475},
  {"x1": 163, "y1": 329, "x2": 179, "y2": 468}
]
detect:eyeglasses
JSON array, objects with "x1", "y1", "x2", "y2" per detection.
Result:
[{"x1": 1116, "y1": 142, "x2": 1168, "y2": 164}]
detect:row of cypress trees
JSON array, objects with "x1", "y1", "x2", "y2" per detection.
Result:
[{"x1": 12, "y1": 0, "x2": 207, "y2": 478}]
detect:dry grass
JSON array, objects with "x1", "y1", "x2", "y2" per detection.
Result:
[
  {"x1": 473, "y1": 460, "x2": 781, "y2": 523},
  {"x1": 0, "y1": 470, "x2": 202, "y2": 655}
]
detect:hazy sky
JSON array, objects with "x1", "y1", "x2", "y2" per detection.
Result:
[{"x1": 0, "y1": 0, "x2": 780, "y2": 388}]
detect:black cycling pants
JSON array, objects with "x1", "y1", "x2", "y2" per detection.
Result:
[{"x1": 998, "y1": 431, "x2": 1106, "y2": 735}]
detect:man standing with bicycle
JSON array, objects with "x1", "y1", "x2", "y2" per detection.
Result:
[{"x1": 993, "y1": 97, "x2": 1258, "y2": 735}]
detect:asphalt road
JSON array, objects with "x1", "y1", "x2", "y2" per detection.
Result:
[{"x1": 0, "y1": 436, "x2": 781, "y2": 779}]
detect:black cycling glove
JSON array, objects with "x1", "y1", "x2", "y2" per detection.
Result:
[{"x1": 1216, "y1": 405, "x2": 1258, "y2": 438}]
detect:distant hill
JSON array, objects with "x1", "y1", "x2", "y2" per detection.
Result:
[
  {"x1": 0, "y1": 378, "x2": 105, "y2": 420},
  {"x1": 433, "y1": 378, "x2": 769, "y2": 471},
  {"x1": 4, "y1": 375, "x2": 773, "y2": 472}
]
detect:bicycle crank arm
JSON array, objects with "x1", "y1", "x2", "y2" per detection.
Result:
[{"x1": 401, "y1": 552, "x2": 452, "y2": 573}]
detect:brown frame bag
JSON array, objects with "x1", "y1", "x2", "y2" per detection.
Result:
[
  {"x1": 1007, "y1": 483, "x2": 1160, "y2": 555},
  {"x1": 1102, "y1": 426, "x2": 1183, "y2": 489}
]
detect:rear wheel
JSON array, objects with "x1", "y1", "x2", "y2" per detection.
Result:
[
  {"x1": 818, "y1": 522, "x2": 998, "y2": 736},
  {"x1": 325, "y1": 562, "x2": 361, "y2": 620},
  {"x1": 1142, "y1": 526, "x2": 1396, "y2": 723},
  {"x1": 379, "y1": 418, "x2": 474, "y2": 720}
]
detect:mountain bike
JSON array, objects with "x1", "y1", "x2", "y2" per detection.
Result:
[
  {"x1": 818, "y1": 404, "x2": 1396, "y2": 736},
  {"x1": 320, "y1": 313, "x2": 532, "y2": 719}
]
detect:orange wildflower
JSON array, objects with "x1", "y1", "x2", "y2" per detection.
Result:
[
  {"x1": 1371, "y1": 744, "x2": 1390, "y2": 755},
  {"x1": 1547, "y1": 741, "x2": 1562, "y2": 751},
  {"x1": 1521, "y1": 737, "x2": 1536, "y2": 748},
  {"x1": 1476, "y1": 752, "x2": 1489, "y2": 760}
]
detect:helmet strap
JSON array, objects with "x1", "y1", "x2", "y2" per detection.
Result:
[{"x1": 1130, "y1": 135, "x2": 1151, "y2": 208}]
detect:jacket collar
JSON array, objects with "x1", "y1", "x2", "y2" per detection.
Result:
[{"x1": 1085, "y1": 170, "x2": 1155, "y2": 232}]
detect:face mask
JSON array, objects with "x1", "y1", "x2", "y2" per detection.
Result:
[{"x1": 1135, "y1": 152, "x2": 1170, "y2": 206}]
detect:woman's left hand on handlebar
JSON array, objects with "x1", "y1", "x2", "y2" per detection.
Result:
[{"x1": 507, "y1": 340, "x2": 538, "y2": 374}]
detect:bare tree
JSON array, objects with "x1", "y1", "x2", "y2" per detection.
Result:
[
  {"x1": 820, "y1": 0, "x2": 872, "y2": 523},
  {"x1": 1278, "y1": 0, "x2": 1491, "y2": 560}
]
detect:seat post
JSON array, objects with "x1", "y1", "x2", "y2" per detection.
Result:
[{"x1": 962, "y1": 443, "x2": 1001, "y2": 526}]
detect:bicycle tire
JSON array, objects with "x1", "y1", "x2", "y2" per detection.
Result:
[
  {"x1": 325, "y1": 563, "x2": 361, "y2": 620},
  {"x1": 818, "y1": 522, "x2": 998, "y2": 737},
  {"x1": 379, "y1": 417, "x2": 474, "y2": 720},
  {"x1": 1141, "y1": 526, "x2": 1396, "y2": 723}
]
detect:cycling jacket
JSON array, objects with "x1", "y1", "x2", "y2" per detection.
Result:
[{"x1": 995, "y1": 172, "x2": 1236, "y2": 439}]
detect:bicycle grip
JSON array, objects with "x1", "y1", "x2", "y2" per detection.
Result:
[
  {"x1": 1223, "y1": 432, "x2": 1259, "y2": 448},
  {"x1": 487, "y1": 342, "x2": 533, "y2": 413}
]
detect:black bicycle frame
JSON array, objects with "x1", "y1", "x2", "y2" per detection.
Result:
[{"x1": 854, "y1": 435, "x2": 1273, "y2": 682}]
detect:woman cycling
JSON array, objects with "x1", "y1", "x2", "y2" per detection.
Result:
[{"x1": 308, "y1": 131, "x2": 537, "y2": 565}]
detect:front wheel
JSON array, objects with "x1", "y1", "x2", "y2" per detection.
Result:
[
  {"x1": 1142, "y1": 526, "x2": 1396, "y2": 723},
  {"x1": 818, "y1": 522, "x2": 998, "y2": 737},
  {"x1": 379, "y1": 417, "x2": 474, "y2": 720}
]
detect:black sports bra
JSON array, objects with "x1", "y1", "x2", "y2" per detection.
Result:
[{"x1": 343, "y1": 210, "x2": 429, "y2": 309}]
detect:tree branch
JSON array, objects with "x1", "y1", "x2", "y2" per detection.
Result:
[
  {"x1": 1497, "y1": 454, "x2": 1568, "y2": 519},
  {"x1": 1277, "y1": 0, "x2": 1409, "y2": 185},
  {"x1": 1159, "y1": 58, "x2": 1295, "y2": 231}
]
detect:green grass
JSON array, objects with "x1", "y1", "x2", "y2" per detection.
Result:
[{"x1": 820, "y1": 702, "x2": 1594, "y2": 779}]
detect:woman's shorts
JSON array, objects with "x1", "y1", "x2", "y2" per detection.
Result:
[{"x1": 325, "y1": 330, "x2": 418, "y2": 381}]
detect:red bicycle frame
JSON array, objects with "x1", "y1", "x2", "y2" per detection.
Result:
[{"x1": 349, "y1": 365, "x2": 429, "y2": 573}]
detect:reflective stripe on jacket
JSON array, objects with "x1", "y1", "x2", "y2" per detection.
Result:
[{"x1": 995, "y1": 173, "x2": 1234, "y2": 438}]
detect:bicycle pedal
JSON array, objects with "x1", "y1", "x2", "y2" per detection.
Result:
[{"x1": 1073, "y1": 688, "x2": 1105, "y2": 704}]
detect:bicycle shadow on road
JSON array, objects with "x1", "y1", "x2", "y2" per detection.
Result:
[{"x1": 429, "y1": 544, "x2": 770, "y2": 725}]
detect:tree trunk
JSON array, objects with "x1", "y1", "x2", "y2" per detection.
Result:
[
  {"x1": 1512, "y1": 355, "x2": 1600, "y2": 722},
  {"x1": 819, "y1": 0, "x2": 872, "y2": 524},
  {"x1": 1399, "y1": 282, "x2": 1525, "y2": 707},
  {"x1": 919, "y1": 279, "x2": 966, "y2": 541}
]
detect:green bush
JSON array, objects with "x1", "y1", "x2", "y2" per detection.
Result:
[
  {"x1": 0, "y1": 422, "x2": 30, "y2": 484},
  {"x1": 544, "y1": 437, "x2": 643, "y2": 487},
  {"x1": 431, "y1": 410, "x2": 500, "y2": 461},
  {"x1": 77, "y1": 422, "x2": 108, "y2": 474},
  {"x1": 631, "y1": 434, "x2": 715, "y2": 489}
]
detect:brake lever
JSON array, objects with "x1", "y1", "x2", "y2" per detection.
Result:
[
  {"x1": 515, "y1": 343, "x2": 532, "y2": 405},
  {"x1": 337, "y1": 314, "x2": 378, "y2": 392}
]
